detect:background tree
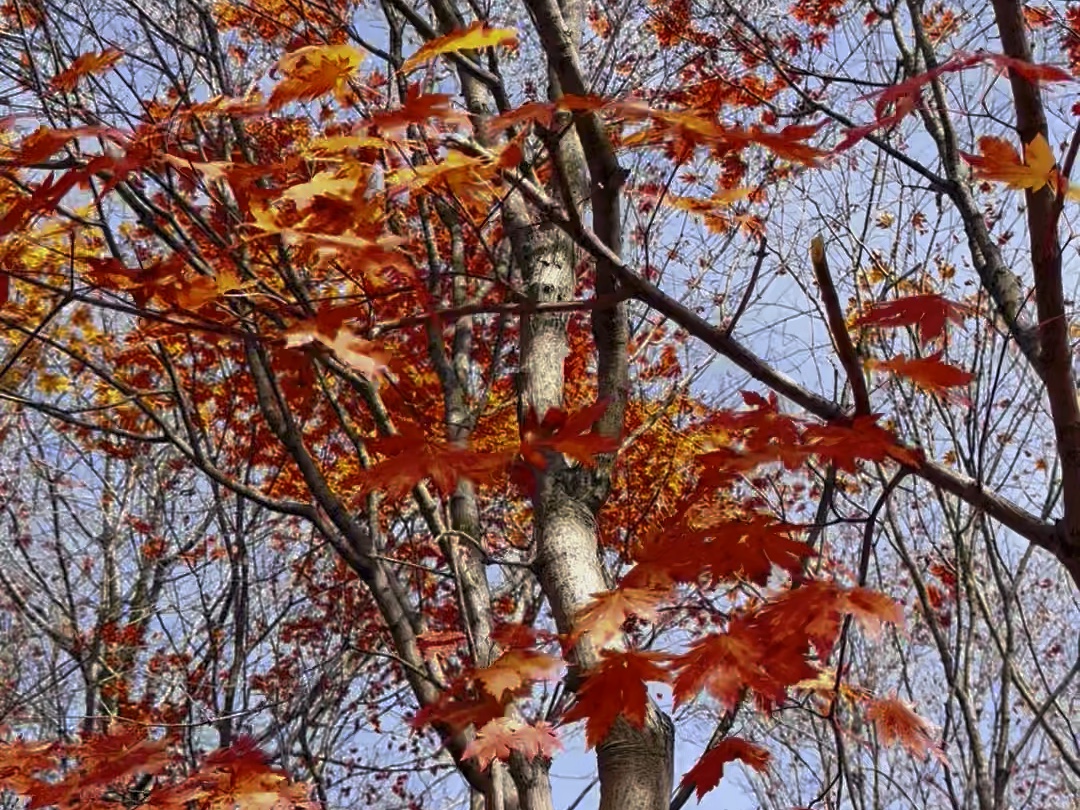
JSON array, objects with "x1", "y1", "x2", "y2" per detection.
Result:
[{"x1": 0, "y1": 0, "x2": 1077, "y2": 809}]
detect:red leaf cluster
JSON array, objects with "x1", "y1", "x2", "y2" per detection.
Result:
[{"x1": 0, "y1": 730, "x2": 312, "y2": 810}]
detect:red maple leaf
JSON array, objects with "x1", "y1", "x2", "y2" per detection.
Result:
[
  {"x1": 984, "y1": 53, "x2": 1073, "y2": 84},
  {"x1": 518, "y1": 400, "x2": 620, "y2": 469},
  {"x1": 671, "y1": 623, "x2": 781, "y2": 711},
  {"x1": 633, "y1": 514, "x2": 813, "y2": 587},
  {"x1": 688, "y1": 516, "x2": 813, "y2": 586},
  {"x1": 416, "y1": 629, "x2": 468, "y2": 661},
  {"x1": 351, "y1": 421, "x2": 513, "y2": 498},
  {"x1": 803, "y1": 416, "x2": 924, "y2": 471},
  {"x1": 679, "y1": 738, "x2": 771, "y2": 801},
  {"x1": 854, "y1": 293, "x2": 968, "y2": 346},
  {"x1": 561, "y1": 650, "x2": 670, "y2": 748},
  {"x1": 413, "y1": 691, "x2": 508, "y2": 735},
  {"x1": 866, "y1": 52, "x2": 1069, "y2": 122}
]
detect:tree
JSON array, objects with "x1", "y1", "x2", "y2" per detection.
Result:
[{"x1": 0, "y1": 0, "x2": 1077, "y2": 809}]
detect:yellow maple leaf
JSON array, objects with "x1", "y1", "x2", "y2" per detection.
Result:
[
  {"x1": 962, "y1": 133, "x2": 1056, "y2": 192},
  {"x1": 37, "y1": 373, "x2": 71, "y2": 394},
  {"x1": 401, "y1": 22, "x2": 517, "y2": 74},
  {"x1": 665, "y1": 188, "x2": 753, "y2": 214}
]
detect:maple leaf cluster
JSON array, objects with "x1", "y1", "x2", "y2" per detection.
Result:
[
  {"x1": 412, "y1": 631, "x2": 564, "y2": 769},
  {"x1": 404, "y1": 387, "x2": 928, "y2": 787},
  {"x1": 0, "y1": 729, "x2": 313, "y2": 810}
]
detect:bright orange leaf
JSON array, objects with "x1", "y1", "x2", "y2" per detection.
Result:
[
  {"x1": 868, "y1": 352, "x2": 974, "y2": 398},
  {"x1": 570, "y1": 585, "x2": 667, "y2": 649},
  {"x1": 841, "y1": 587, "x2": 905, "y2": 638},
  {"x1": 269, "y1": 43, "x2": 364, "y2": 109},
  {"x1": 962, "y1": 133, "x2": 1057, "y2": 192},
  {"x1": 50, "y1": 49, "x2": 124, "y2": 92},
  {"x1": 473, "y1": 649, "x2": 562, "y2": 700},
  {"x1": 284, "y1": 321, "x2": 391, "y2": 380}
]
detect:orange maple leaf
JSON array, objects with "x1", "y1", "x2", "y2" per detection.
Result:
[
  {"x1": 483, "y1": 100, "x2": 560, "y2": 136},
  {"x1": 462, "y1": 718, "x2": 561, "y2": 770},
  {"x1": 665, "y1": 189, "x2": 753, "y2": 215},
  {"x1": 401, "y1": 21, "x2": 518, "y2": 74},
  {"x1": 570, "y1": 585, "x2": 667, "y2": 649},
  {"x1": 5, "y1": 124, "x2": 121, "y2": 166},
  {"x1": 865, "y1": 696, "x2": 944, "y2": 762},
  {"x1": 561, "y1": 650, "x2": 670, "y2": 748},
  {"x1": 840, "y1": 587, "x2": 904, "y2": 638},
  {"x1": 961, "y1": 133, "x2": 1057, "y2": 192},
  {"x1": 269, "y1": 43, "x2": 364, "y2": 109},
  {"x1": 461, "y1": 718, "x2": 517, "y2": 770},
  {"x1": 386, "y1": 149, "x2": 509, "y2": 205},
  {"x1": 367, "y1": 90, "x2": 469, "y2": 135},
  {"x1": 284, "y1": 321, "x2": 391, "y2": 380},
  {"x1": 737, "y1": 121, "x2": 830, "y2": 165},
  {"x1": 679, "y1": 738, "x2": 771, "y2": 801},
  {"x1": 868, "y1": 352, "x2": 974, "y2": 399},
  {"x1": 473, "y1": 649, "x2": 562, "y2": 700},
  {"x1": 4, "y1": 729, "x2": 172, "y2": 809},
  {"x1": 194, "y1": 737, "x2": 314, "y2": 810},
  {"x1": 854, "y1": 293, "x2": 968, "y2": 346},
  {"x1": 50, "y1": 49, "x2": 124, "y2": 92},
  {"x1": 76, "y1": 730, "x2": 172, "y2": 790},
  {"x1": 173, "y1": 268, "x2": 254, "y2": 310}
]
